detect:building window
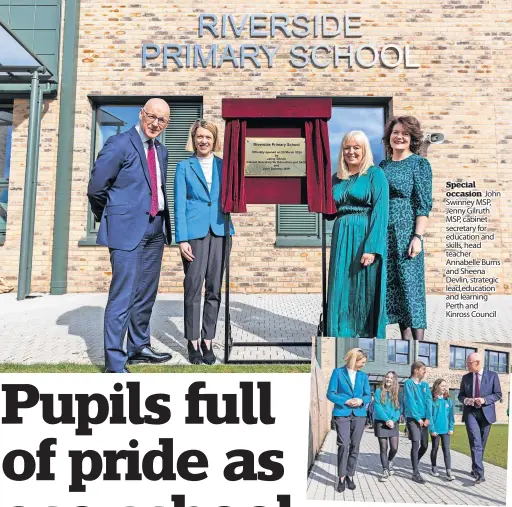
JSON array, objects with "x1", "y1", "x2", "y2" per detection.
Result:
[
  {"x1": 81, "y1": 100, "x2": 202, "y2": 244},
  {"x1": 276, "y1": 100, "x2": 390, "y2": 247},
  {"x1": 388, "y1": 340, "x2": 409, "y2": 364},
  {"x1": 449, "y1": 389, "x2": 464, "y2": 415},
  {"x1": 449, "y1": 346, "x2": 477, "y2": 370},
  {"x1": 485, "y1": 350, "x2": 509, "y2": 374},
  {"x1": 418, "y1": 342, "x2": 438, "y2": 367},
  {"x1": 359, "y1": 338, "x2": 375, "y2": 362},
  {"x1": 0, "y1": 106, "x2": 13, "y2": 244}
]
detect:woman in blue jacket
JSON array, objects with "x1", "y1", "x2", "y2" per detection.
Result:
[
  {"x1": 373, "y1": 371, "x2": 401, "y2": 482},
  {"x1": 327, "y1": 348, "x2": 371, "y2": 493},
  {"x1": 174, "y1": 120, "x2": 234, "y2": 365},
  {"x1": 430, "y1": 378, "x2": 455, "y2": 481}
]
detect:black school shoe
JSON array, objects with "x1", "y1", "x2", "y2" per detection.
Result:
[
  {"x1": 336, "y1": 478, "x2": 345, "y2": 493},
  {"x1": 187, "y1": 341, "x2": 203, "y2": 365},
  {"x1": 200, "y1": 339, "x2": 216, "y2": 365}
]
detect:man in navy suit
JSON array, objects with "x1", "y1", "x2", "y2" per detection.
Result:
[
  {"x1": 88, "y1": 98, "x2": 173, "y2": 372},
  {"x1": 458, "y1": 352, "x2": 502, "y2": 484}
]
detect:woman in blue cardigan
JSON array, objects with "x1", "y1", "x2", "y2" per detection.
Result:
[
  {"x1": 174, "y1": 120, "x2": 234, "y2": 365},
  {"x1": 327, "y1": 348, "x2": 371, "y2": 493},
  {"x1": 430, "y1": 378, "x2": 455, "y2": 481},
  {"x1": 373, "y1": 371, "x2": 401, "y2": 482}
]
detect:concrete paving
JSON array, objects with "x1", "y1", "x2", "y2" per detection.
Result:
[
  {"x1": 0, "y1": 294, "x2": 510, "y2": 364},
  {"x1": 307, "y1": 428, "x2": 507, "y2": 505}
]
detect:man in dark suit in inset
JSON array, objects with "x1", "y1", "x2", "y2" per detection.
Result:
[
  {"x1": 458, "y1": 352, "x2": 502, "y2": 484},
  {"x1": 88, "y1": 98, "x2": 173, "y2": 372}
]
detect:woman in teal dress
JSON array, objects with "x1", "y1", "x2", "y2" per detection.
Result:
[
  {"x1": 327, "y1": 131, "x2": 389, "y2": 339},
  {"x1": 380, "y1": 116, "x2": 433, "y2": 340}
]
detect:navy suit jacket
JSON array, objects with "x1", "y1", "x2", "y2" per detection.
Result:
[
  {"x1": 87, "y1": 126, "x2": 172, "y2": 250},
  {"x1": 458, "y1": 370, "x2": 502, "y2": 424}
]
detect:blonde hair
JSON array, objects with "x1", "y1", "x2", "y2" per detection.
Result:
[
  {"x1": 185, "y1": 119, "x2": 221, "y2": 153},
  {"x1": 380, "y1": 371, "x2": 400, "y2": 409},
  {"x1": 344, "y1": 348, "x2": 367, "y2": 370},
  {"x1": 337, "y1": 130, "x2": 374, "y2": 180}
]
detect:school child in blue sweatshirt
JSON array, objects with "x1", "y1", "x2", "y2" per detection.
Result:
[
  {"x1": 430, "y1": 378, "x2": 455, "y2": 481},
  {"x1": 403, "y1": 361, "x2": 432, "y2": 484}
]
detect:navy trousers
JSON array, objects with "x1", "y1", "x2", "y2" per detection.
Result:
[
  {"x1": 465, "y1": 408, "x2": 491, "y2": 478},
  {"x1": 104, "y1": 215, "x2": 164, "y2": 372}
]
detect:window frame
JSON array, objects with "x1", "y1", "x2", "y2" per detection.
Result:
[
  {"x1": 449, "y1": 345, "x2": 478, "y2": 370},
  {"x1": 417, "y1": 341, "x2": 438, "y2": 368},
  {"x1": 358, "y1": 338, "x2": 375, "y2": 362},
  {"x1": 0, "y1": 103, "x2": 14, "y2": 245},
  {"x1": 484, "y1": 349, "x2": 509, "y2": 374},
  {"x1": 79, "y1": 95, "x2": 203, "y2": 246},
  {"x1": 275, "y1": 96, "x2": 393, "y2": 247},
  {"x1": 388, "y1": 339, "x2": 409, "y2": 365},
  {"x1": 449, "y1": 388, "x2": 464, "y2": 415}
]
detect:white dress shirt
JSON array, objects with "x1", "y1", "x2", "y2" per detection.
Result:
[
  {"x1": 198, "y1": 153, "x2": 214, "y2": 192},
  {"x1": 136, "y1": 124, "x2": 165, "y2": 211},
  {"x1": 347, "y1": 368, "x2": 357, "y2": 388}
]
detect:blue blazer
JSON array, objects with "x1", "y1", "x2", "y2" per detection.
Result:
[
  {"x1": 87, "y1": 126, "x2": 172, "y2": 250},
  {"x1": 174, "y1": 155, "x2": 234, "y2": 243},
  {"x1": 458, "y1": 370, "x2": 502, "y2": 424},
  {"x1": 327, "y1": 366, "x2": 371, "y2": 417}
]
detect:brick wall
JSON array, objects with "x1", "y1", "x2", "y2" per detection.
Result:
[{"x1": 2, "y1": 0, "x2": 511, "y2": 294}]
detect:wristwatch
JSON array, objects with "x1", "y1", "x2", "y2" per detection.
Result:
[{"x1": 413, "y1": 233, "x2": 423, "y2": 241}]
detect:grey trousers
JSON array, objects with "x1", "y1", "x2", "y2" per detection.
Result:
[
  {"x1": 182, "y1": 230, "x2": 228, "y2": 341},
  {"x1": 334, "y1": 414, "x2": 366, "y2": 478}
]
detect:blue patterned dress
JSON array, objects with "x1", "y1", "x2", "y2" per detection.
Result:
[
  {"x1": 327, "y1": 166, "x2": 389, "y2": 339},
  {"x1": 380, "y1": 154, "x2": 433, "y2": 329}
]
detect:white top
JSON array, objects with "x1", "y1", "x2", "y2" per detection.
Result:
[
  {"x1": 473, "y1": 369, "x2": 485, "y2": 401},
  {"x1": 347, "y1": 368, "x2": 357, "y2": 387},
  {"x1": 136, "y1": 124, "x2": 165, "y2": 211},
  {"x1": 198, "y1": 153, "x2": 214, "y2": 192}
]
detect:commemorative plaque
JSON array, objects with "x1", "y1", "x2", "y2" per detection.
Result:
[{"x1": 245, "y1": 137, "x2": 306, "y2": 177}]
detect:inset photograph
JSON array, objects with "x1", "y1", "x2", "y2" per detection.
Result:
[{"x1": 308, "y1": 338, "x2": 509, "y2": 504}]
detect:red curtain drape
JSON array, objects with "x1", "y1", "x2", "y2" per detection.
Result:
[
  {"x1": 305, "y1": 119, "x2": 336, "y2": 215},
  {"x1": 222, "y1": 119, "x2": 247, "y2": 213}
]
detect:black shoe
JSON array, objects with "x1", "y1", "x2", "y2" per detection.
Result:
[
  {"x1": 188, "y1": 341, "x2": 203, "y2": 365},
  {"x1": 336, "y1": 478, "x2": 345, "y2": 493},
  {"x1": 128, "y1": 346, "x2": 172, "y2": 364},
  {"x1": 470, "y1": 470, "x2": 477, "y2": 478},
  {"x1": 412, "y1": 472, "x2": 426, "y2": 484},
  {"x1": 345, "y1": 476, "x2": 356, "y2": 490},
  {"x1": 105, "y1": 367, "x2": 131, "y2": 373},
  {"x1": 475, "y1": 475, "x2": 486, "y2": 485},
  {"x1": 200, "y1": 339, "x2": 216, "y2": 365}
]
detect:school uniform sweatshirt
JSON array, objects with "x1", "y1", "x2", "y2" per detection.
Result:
[
  {"x1": 430, "y1": 396, "x2": 455, "y2": 435},
  {"x1": 373, "y1": 388, "x2": 401, "y2": 423},
  {"x1": 403, "y1": 378, "x2": 433, "y2": 422}
]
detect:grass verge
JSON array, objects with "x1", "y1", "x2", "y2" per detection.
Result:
[{"x1": 0, "y1": 363, "x2": 311, "y2": 374}]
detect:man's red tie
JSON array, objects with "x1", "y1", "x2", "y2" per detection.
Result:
[
  {"x1": 147, "y1": 139, "x2": 159, "y2": 217},
  {"x1": 475, "y1": 372, "x2": 480, "y2": 398}
]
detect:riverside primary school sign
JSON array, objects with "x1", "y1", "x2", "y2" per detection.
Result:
[{"x1": 142, "y1": 13, "x2": 420, "y2": 69}]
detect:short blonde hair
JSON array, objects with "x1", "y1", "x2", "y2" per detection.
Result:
[
  {"x1": 344, "y1": 348, "x2": 367, "y2": 370},
  {"x1": 185, "y1": 119, "x2": 221, "y2": 153},
  {"x1": 337, "y1": 130, "x2": 374, "y2": 180}
]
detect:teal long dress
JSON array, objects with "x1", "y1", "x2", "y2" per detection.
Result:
[
  {"x1": 380, "y1": 154, "x2": 432, "y2": 329},
  {"x1": 327, "y1": 166, "x2": 389, "y2": 339}
]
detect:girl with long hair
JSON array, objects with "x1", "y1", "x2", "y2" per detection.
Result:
[
  {"x1": 430, "y1": 379, "x2": 455, "y2": 481},
  {"x1": 373, "y1": 371, "x2": 401, "y2": 482}
]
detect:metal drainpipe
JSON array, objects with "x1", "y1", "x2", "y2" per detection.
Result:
[
  {"x1": 17, "y1": 70, "x2": 41, "y2": 300},
  {"x1": 50, "y1": 0, "x2": 80, "y2": 295}
]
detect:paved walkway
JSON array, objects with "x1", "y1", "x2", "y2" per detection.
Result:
[
  {"x1": 307, "y1": 428, "x2": 507, "y2": 505},
  {"x1": 0, "y1": 294, "x2": 510, "y2": 364}
]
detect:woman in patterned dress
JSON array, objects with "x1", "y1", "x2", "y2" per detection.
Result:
[
  {"x1": 380, "y1": 116, "x2": 433, "y2": 341},
  {"x1": 327, "y1": 131, "x2": 389, "y2": 338}
]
